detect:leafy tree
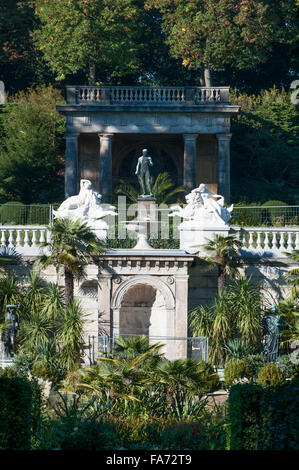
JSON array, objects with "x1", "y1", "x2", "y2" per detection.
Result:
[
  {"x1": 230, "y1": 87, "x2": 299, "y2": 204},
  {"x1": 37, "y1": 218, "x2": 106, "y2": 305},
  {"x1": 0, "y1": 85, "x2": 65, "y2": 203},
  {"x1": 202, "y1": 234, "x2": 242, "y2": 292},
  {"x1": 34, "y1": 0, "x2": 143, "y2": 83},
  {"x1": 145, "y1": 0, "x2": 296, "y2": 86},
  {"x1": 0, "y1": 0, "x2": 53, "y2": 94}
]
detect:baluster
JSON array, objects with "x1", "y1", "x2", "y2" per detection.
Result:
[
  {"x1": 272, "y1": 231, "x2": 277, "y2": 250},
  {"x1": 46, "y1": 230, "x2": 52, "y2": 244},
  {"x1": 256, "y1": 231, "x2": 262, "y2": 250},
  {"x1": 287, "y1": 232, "x2": 293, "y2": 251},
  {"x1": 39, "y1": 229, "x2": 46, "y2": 245},
  {"x1": 24, "y1": 230, "x2": 30, "y2": 247},
  {"x1": 264, "y1": 231, "x2": 270, "y2": 251},
  {"x1": 278, "y1": 231, "x2": 284, "y2": 252},
  {"x1": 31, "y1": 230, "x2": 37, "y2": 247},
  {"x1": 295, "y1": 232, "x2": 299, "y2": 250},
  {"x1": 8, "y1": 230, "x2": 14, "y2": 248},
  {"x1": 248, "y1": 231, "x2": 254, "y2": 250},
  {"x1": 16, "y1": 230, "x2": 22, "y2": 247},
  {"x1": 1, "y1": 230, "x2": 7, "y2": 247}
]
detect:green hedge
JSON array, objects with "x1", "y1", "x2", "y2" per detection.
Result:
[
  {"x1": 228, "y1": 377, "x2": 299, "y2": 450},
  {"x1": 0, "y1": 373, "x2": 42, "y2": 450}
]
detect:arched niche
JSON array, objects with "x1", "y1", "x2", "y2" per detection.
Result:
[{"x1": 111, "y1": 276, "x2": 175, "y2": 341}]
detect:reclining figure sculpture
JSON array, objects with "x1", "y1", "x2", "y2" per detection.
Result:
[
  {"x1": 169, "y1": 183, "x2": 233, "y2": 227},
  {"x1": 53, "y1": 179, "x2": 117, "y2": 230}
]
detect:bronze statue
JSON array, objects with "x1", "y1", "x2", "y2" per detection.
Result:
[
  {"x1": 135, "y1": 149, "x2": 154, "y2": 197},
  {"x1": 4, "y1": 305, "x2": 20, "y2": 357}
]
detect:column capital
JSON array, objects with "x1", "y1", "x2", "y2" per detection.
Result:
[
  {"x1": 183, "y1": 133, "x2": 199, "y2": 141},
  {"x1": 216, "y1": 133, "x2": 232, "y2": 141},
  {"x1": 98, "y1": 133, "x2": 114, "y2": 140}
]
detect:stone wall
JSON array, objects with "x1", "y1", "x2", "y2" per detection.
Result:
[{"x1": 3, "y1": 253, "x2": 297, "y2": 363}]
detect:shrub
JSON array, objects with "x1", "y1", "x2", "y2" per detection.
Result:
[
  {"x1": 224, "y1": 359, "x2": 252, "y2": 388},
  {"x1": 228, "y1": 377, "x2": 299, "y2": 450},
  {"x1": 277, "y1": 354, "x2": 297, "y2": 379},
  {"x1": 243, "y1": 354, "x2": 269, "y2": 380},
  {"x1": 0, "y1": 202, "x2": 27, "y2": 224},
  {"x1": 262, "y1": 201, "x2": 288, "y2": 226},
  {"x1": 257, "y1": 363, "x2": 285, "y2": 386},
  {"x1": 0, "y1": 373, "x2": 41, "y2": 450}
]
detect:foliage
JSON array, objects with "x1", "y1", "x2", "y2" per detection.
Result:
[
  {"x1": 0, "y1": 0, "x2": 53, "y2": 95},
  {"x1": 228, "y1": 378, "x2": 299, "y2": 450},
  {"x1": 283, "y1": 250, "x2": 299, "y2": 299},
  {"x1": 276, "y1": 297, "x2": 299, "y2": 350},
  {"x1": 277, "y1": 354, "x2": 297, "y2": 380},
  {"x1": 34, "y1": 0, "x2": 142, "y2": 83},
  {"x1": 0, "y1": 86, "x2": 65, "y2": 204},
  {"x1": 62, "y1": 337, "x2": 219, "y2": 422},
  {"x1": 202, "y1": 234, "x2": 242, "y2": 292},
  {"x1": 224, "y1": 359, "x2": 251, "y2": 388},
  {"x1": 224, "y1": 339, "x2": 256, "y2": 361},
  {"x1": 0, "y1": 373, "x2": 42, "y2": 450},
  {"x1": 230, "y1": 87, "x2": 299, "y2": 204},
  {"x1": 257, "y1": 363, "x2": 285, "y2": 387},
  {"x1": 37, "y1": 218, "x2": 106, "y2": 304},
  {"x1": 190, "y1": 277, "x2": 262, "y2": 365},
  {"x1": 242, "y1": 354, "x2": 269, "y2": 380},
  {"x1": 145, "y1": 1, "x2": 296, "y2": 85}
]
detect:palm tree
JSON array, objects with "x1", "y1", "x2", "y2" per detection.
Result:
[
  {"x1": 190, "y1": 277, "x2": 262, "y2": 365},
  {"x1": 283, "y1": 249, "x2": 299, "y2": 298},
  {"x1": 115, "y1": 172, "x2": 185, "y2": 204},
  {"x1": 37, "y1": 218, "x2": 106, "y2": 305},
  {"x1": 276, "y1": 298, "x2": 299, "y2": 350},
  {"x1": 203, "y1": 234, "x2": 242, "y2": 292}
]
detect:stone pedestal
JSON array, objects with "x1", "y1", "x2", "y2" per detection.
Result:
[
  {"x1": 180, "y1": 222, "x2": 230, "y2": 254},
  {"x1": 137, "y1": 197, "x2": 157, "y2": 221}
]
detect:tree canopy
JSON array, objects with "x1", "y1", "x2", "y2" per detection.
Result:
[{"x1": 145, "y1": 0, "x2": 297, "y2": 85}]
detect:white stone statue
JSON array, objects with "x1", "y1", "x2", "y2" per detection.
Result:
[
  {"x1": 53, "y1": 179, "x2": 117, "y2": 232},
  {"x1": 169, "y1": 183, "x2": 233, "y2": 227}
]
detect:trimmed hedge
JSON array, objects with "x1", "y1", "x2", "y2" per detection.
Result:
[
  {"x1": 228, "y1": 377, "x2": 299, "y2": 450},
  {"x1": 0, "y1": 373, "x2": 42, "y2": 450}
]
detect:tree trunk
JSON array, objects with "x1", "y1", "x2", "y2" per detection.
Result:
[
  {"x1": 89, "y1": 61, "x2": 96, "y2": 86},
  {"x1": 64, "y1": 266, "x2": 74, "y2": 306},
  {"x1": 218, "y1": 264, "x2": 226, "y2": 293},
  {"x1": 204, "y1": 67, "x2": 212, "y2": 87},
  {"x1": 199, "y1": 68, "x2": 205, "y2": 86}
]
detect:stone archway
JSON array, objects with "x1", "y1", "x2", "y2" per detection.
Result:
[
  {"x1": 111, "y1": 275, "x2": 177, "y2": 357},
  {"x1": 119, "y1": 283, "x2": 165, "y2": 336}
]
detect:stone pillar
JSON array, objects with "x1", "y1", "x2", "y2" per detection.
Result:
[
  {"x1": 65, "y1": 131, "x2": 79, "y2": 198},
  {"x1": 183, "y1": 134, "x2": 198, "y2": 192},
  {"x1": 216, "y1": 133, "x2": 232, "y2": 203},
  {"x1": 174, "y1": 273, "x2": 189, "y2": 359},
  {"x1": 98, "y1": 133, "x2": 113, "y2": 202}
]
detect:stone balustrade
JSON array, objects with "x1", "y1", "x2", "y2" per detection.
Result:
[
  {"x1": 237, "y1": 227, "x2": 299, "y2": 257},
  {"x1": 1, "y1": 224, "x2": 298, "y2": 258},
  {"x1": 66, "y1": 86, "x2": 230, "y2": 105},
  {"x1": 0, "y1": 226, "x2": 50, "y2": 256}
]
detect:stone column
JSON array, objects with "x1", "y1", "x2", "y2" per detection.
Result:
[
  {"x1": 98, "y1": 133, "x2": 113, "y2": 202},
  {"x1": 183, "y1": 134, "x2": 198, "y2": 192},
  {"x1": 65, "y1": 131, "x2": 79, "y2": 198},
  {"x1": 174, "y1": 273, "x2": 189, "y2": 359},
  {"x1": 216, "y1": 133, "x2": 232, "y2": 203}
]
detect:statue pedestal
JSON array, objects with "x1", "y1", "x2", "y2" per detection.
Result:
[
  {"x1": 179, "y1": 222, "x2": 230, "y2": 254},
  {"x1": 137, "y1": 197, "x2": 157, "y2": 221}
]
